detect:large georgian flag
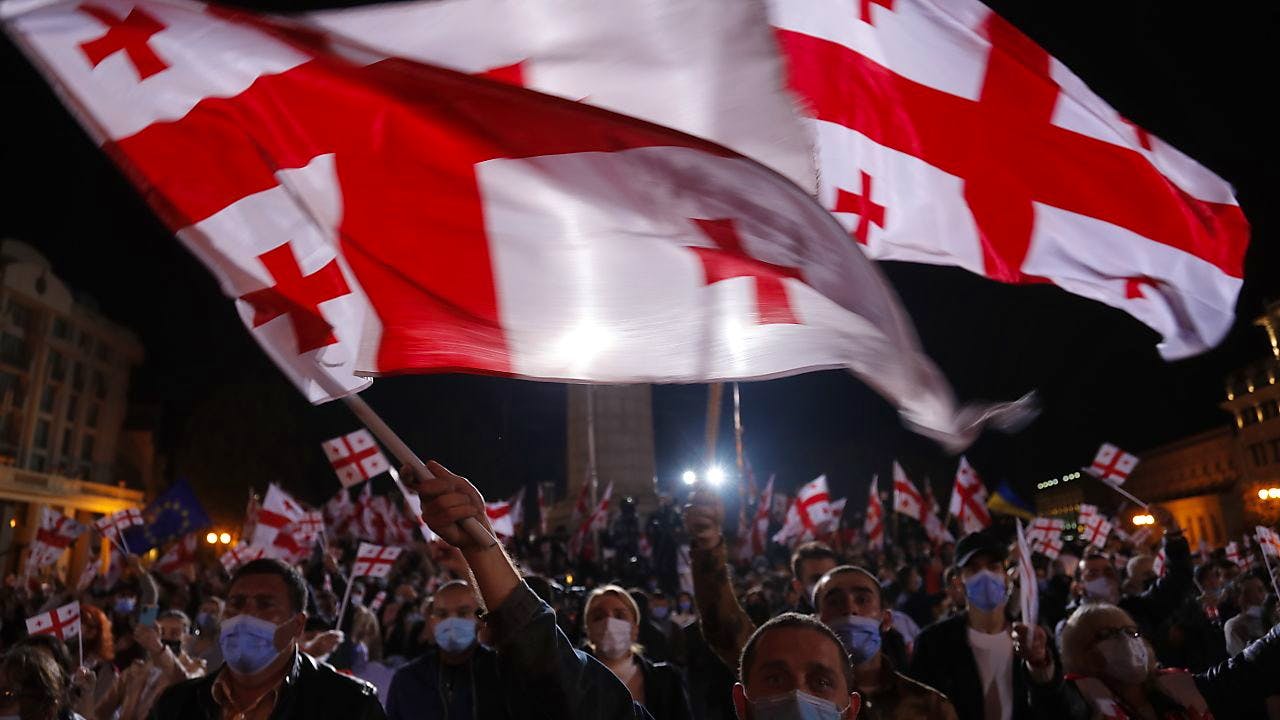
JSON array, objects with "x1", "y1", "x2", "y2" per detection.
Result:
[
  {"x1": 770, "y1": 0, "x2": 1250, "y2": 359},
  {"x1": 4, "y1": 0, "x2": 1019, "y2": 448}
]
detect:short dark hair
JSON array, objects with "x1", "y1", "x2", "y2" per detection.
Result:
[
  {"x1": 2, "y1": 644, "x2": 68, "y2": 706},
  {"x1": 427, "y1": 579, "x2": 472, "y2": 613},
  {"x1": 790, "y1": 542, "x2": 837, "y2": 581},
  {"x1": 815, "y1": 565, "x2": 884, "y2": 612},
  {"x1": 738, "y1": 612, "x2": 853, "y2": 691},
  {"x1": 231, "y1": 558, "x2": 309, "y2": 614}
]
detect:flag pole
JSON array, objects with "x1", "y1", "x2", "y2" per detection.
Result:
[
  {"x1": 334, "y1": 563, "x2": 358, "y2": 633},
  {"x1": 705, "y1": 383, "x2": 723, "y2": 464},
  {"x1": 1259, "y1": 533, "x2": 1280, "y2": 599},
  {"x1": 1099, "y1": 481, "x2": 1149, "y2": 509},
  {"x1": 78, "y1": 620, "x2": 84, "y2": 668},
  {"x1": 339, "y1": 393, "x2": 496, "y2": 548},
  {"x1": 586, "y1": 385, "x2": 600, "y2": 560}
]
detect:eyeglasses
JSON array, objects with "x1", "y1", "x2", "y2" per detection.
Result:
[{"x1": 1094, "y1": 626, "x2": 1141, "y2": 643}]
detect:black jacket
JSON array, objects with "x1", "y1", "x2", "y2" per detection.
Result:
[
  {"x1": 385, "y1": 645, "x2": 512, "y2": 720},
  {"x1": 634, "y1": 654, "x2": 693, "y2": 720},
  {"x1": 907, "y1": 614, "x2": 1058, "y2": 720},
  {"x1": 147, "y1": 650, "x2": 385, "y2": 720}
]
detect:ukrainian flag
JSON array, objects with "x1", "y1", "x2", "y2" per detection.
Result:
[{"x1": 987, "y1": 480, "x2": 1035, "y2": 520}]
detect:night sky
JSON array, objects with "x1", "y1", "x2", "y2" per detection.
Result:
[{"x1": 2, "y1": 1, "x2": 1276, "y2": 523}]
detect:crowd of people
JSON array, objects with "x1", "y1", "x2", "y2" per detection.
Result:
[{"x1": 1, "y1": 461, "x2": 1279, "y2": 720}]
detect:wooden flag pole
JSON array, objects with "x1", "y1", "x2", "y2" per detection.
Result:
[
  {"x1": 340, "y1": 394, "x2": 496, "y2": 548},
  {"x1": 333, "y1": 563, "x2": 358, "y2": 633},
  {"x1": 1097, "y1": 478, "x2": 1150, "y2": 509},
  {"x1": 705, "y1": 383, "x2": 724, "y2": 464}
]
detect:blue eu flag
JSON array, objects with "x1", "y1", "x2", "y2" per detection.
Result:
[{"x1": 122, "y1": 478, "x2": 213, "y2": 552}]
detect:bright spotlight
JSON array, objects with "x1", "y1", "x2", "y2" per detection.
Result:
[
  {"x1": 706, "y1": 467, "x2": 726, "y2": 487},
  {"x1": 205, "y1": 532, "x2": 218, "y2": 545},
  {"x1": 681, "y1": 470, "x2": 697, "y2": 486}
]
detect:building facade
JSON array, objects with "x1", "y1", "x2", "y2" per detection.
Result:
[
  {"x1": 556, "y1": 384, "x2": 657, "y2": 530},
  {"x1": 0, "y1": 240, "x2": 145, "y2": 577}
]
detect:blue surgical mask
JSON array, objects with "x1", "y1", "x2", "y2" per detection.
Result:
[
  {"x1": 678, "y1": 601, "x2": 692, "y2": 613},
  {"x1": 749, "y1": 690, "x2": 844, "y2": 720},
  {"x1": 115, "y1": 597, "x2": 136, "y2": 614},
  {"x1": 964, "y1": 570, "x2": 1007, "y2": 612},
  {"x1": 195, "y1": 611, "x2": 214, "y2": 629},
  {"x1": 219, "y1": 614, "x2": 285, "y2": 675},
  {"x1": 828, "y1": 615, "x2": 882, "y2": 664},
  {"x1": 651, "y1": 606, "x2": 669, "y2": 620},
  {"x1": 434, "y1": 617, "x2": 477, "y2": 654}
]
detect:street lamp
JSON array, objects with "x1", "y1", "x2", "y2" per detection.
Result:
[
  {"x1": 706, "y1": 466, "x2": 726, "y2": 487},
  {"x1": 1132, "y1": 513, "x2": 1155, "y2": 526},
  {"x1": 205, "y1": 532, "x2": 218, "y2": 544},
  {"x1": 681, "y1": 470, "x2": 697, "y2": 486},
  {"x1": 219, "y1": 532, "x2": 232, "y2": 544},
  {"x1": 1257, "y1": 487, "x2": 1280, "y2": 500}
]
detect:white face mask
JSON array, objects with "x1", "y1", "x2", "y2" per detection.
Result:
[
  {"x1": 1096, "y1": 635, "x2": 1149, "y2": 685},
  {"x1": 592, "y1": 616, "x2": 633, "y2": 660}
]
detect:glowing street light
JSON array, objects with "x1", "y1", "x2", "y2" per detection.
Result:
[
  {"x1": 219, "y1": 532, "x2": 232, "y2": 544},
  {"x1": 705, "y1": 467, "x2": 726, "y2": 487},
  {"x1": 1258, "y1": 487, "x2": 1280, "y2": 500},
  {"x1": 205, "y1": 532, "x2": 218, "y2": 544},
  {"x1": 681, "y1": 470, "x2": 698, "y2": 486},
  {"x1": 1132, "y1": 514, "x2": 1155, "y2": 526}
]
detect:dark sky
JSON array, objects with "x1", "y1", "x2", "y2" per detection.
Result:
[{"x1": 2, "y1": 1, "x2": 1277, "y2": 521}]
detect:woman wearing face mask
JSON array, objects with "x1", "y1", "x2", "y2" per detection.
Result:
[
  {"x1": 1050, "y1": 602, "x2": 1280, "y2": 720},
  {"x1": 583, "y1": 585, "x2": 692, "y2": 720},
  {"x1": 670, "y1": 592, "x2": 697, "y2": 629}
]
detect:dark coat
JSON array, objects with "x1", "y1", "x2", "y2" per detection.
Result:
[
  {"x1": 385, "y1": 645, "x2": 512, "y2": 720},
  {"x1": 148, "y1": 650, "x2": 384, "y2": 720},
  {"x1": 635, "y1": 654, "x2": 693, "y2": 720},
  {"x1": 906, "y1": 614, "x2": 1058, "y2": 720}
]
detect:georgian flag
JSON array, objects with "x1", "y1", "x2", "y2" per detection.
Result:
[
  {"x1": 920, "y1": 483, "x2": 954, "y2": 545},
  {"x1": 891, "y1": 462, "x2": 924, "y2": 521},
  {"x1": 863, "y1": 475, "x2": 884, "y2": 550},
  {"x1": 1027, "y1": 517, "x2": 1066, "y2": 544},
  {"x1": 251, "y1": 484, "x2": 306, "y2": 550},
  {"x1": 155, "y1": 534, "x2": 198, "y2": 575},
  {"x1": 1257, "y1": 526, "x2": 1280, "y2": 559},
  {"x1": 1014, "y1": 520, "x2": 1037, "y2": 626},
  {"x1": 773, "y1": 475, "x2": 833, "y2": 546},
  {"x1": 769, "y1": 0, "x2": 1249, "y2": 359},
  {"x1": 321, "y1": 429, "x2": 391, "y2": 487},
  {"x1": 485, "y1": 499, "x2": 516, "y2": 539},
  {"x1": 93, "y1": 508, "x2": 143, "y2": 541},
  {"x1": 352, "y1": 542, "x2": 402, "y2": 578},
  {"x1": 220, "y1": 542, "x2": 265, "y2": 573},
  {"x1": 29, "y1": 507, "x2": 88, "y2": 568},
  {"x1": 4, "y1": 0, "x2": 1026, "y2": 452},
  {"x1": 26, "y1": 601, "x2": 81, "y2": 640},
  {"x1": 949, "y1": 456, "x2": 991, "y2": 534},
  {"x1": 1085, "y1": 443, "x2": 1140, "y2": 486},
  {"x1": 1225, "y1": 541, "x2": 1244, "y2": 568}
]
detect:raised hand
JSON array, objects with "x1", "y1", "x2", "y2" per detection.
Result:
[
  {"x1": 683, "y1": 487, "x2": 724, "y2": 551},
  {"x1": 415, "y1": 461, "x2": 495, "y2": 552}
]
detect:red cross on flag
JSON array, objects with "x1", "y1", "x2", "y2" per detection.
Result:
[
  {"x1": 26, "y1": 601, "x2": 81, "y2": 641},
  {"x1": 93, "y1": 508, "x2": 143, "y2": 540},
  {"x1": 5, "y1": 0, "x2": 1026, "y2": 452},
  {"x1": 771, "y1": 0, "x2": 1250, "y2": 359},
  {"x1": 322, "y1": 429, "x2": 390, "y2": 487},
  {"x1": 864, "y1": 475, "x2": 885, "y2": 550},
  {"x1": 1151, "y1": 547, "x2": 1167, "y2": 577},
  {"x1": 251, "y1": 484, "x2": 306, "y2": 549},
  {"x1": 1257, "y1": 526, "x2": 1280, "y2": 559},
  {"x1": 1027, "y1": 517, "x2": 1066, "y2": 544},
  {"x1": 1225, "y1": 541, "x2": 1244, "y2": 568},
  {"x1": 568, "y1": 481, "x2": 614, "y2": 559},
  {"x1": 29, "y1": 507, "x2": 88, "y2": 568},
  {"x1": 485, "y1": 499, "x2": 516, "y2": 539},
  {"x1": 948, "y1": 456, "x2": 992, "y2": 534},
  {"x1": 892, "y1": 462, "x2": 925, "y2": 521},
  {"x1": 155, "y1": 534, "x2": 198, "y2": 575},
  {"x1": 1085, "y1": 443, "x2": 1140, "y2": 485},
  {"x1": 352, "y1": 542, "x2": 403, "y2": 579},
  {"x1": 921, "y1": 483, "x2": 954, "y2": 545},
  {"x1": 1031, "y1": 534, "x2": 1064, "y2": 560},
  {"x1": 743, "y1": 475, "x2": 775, "y2": 559},
  {"x1": 220, "y1": 542, "x2": 266, "y2": 573},
  {"x1": 1079, "y1": 511, "x2": 1113, "y2": 549},
  {"x1": 773, "y1": 475, "x2": 833, "y2": 546}
]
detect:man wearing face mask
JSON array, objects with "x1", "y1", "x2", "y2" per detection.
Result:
[
  {"x1": 150, "y1": 558, "x2": 385, "y2": 720},
  {"x1": 907, "y1": 529, "x2": 1061, "y2": 720},
  {"x1": 813, "y1": 566, "x2": 957, "y2": 719},
  {"x1": 385, "y1": 579, "x2": 512, "y2": 720},
  {"x1": 96, "y1": 610, "x2": 205, "y2": 720}
]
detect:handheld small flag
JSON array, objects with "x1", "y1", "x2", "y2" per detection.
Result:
[
  {"x1": 322, "y1": 429, "x2": 391, "y2": 487},
  {"x1": 26, "y1": 601, "x2": 81, "y2": 641}
]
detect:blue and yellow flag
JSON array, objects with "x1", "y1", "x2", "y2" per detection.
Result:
[
  {"x1": 122, "y1": 478, "x2": 213, "y2": 552},
  {"x1": 987, "y1": 480, "x2": 1035, "y2": 520}
]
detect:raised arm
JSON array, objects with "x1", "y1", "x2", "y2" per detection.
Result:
[
  {"x1": 1195, "y1": 622, "x2": 1280, "y2": 713},
  {"x1": 683, "y1": 488, "x2": 756, "y2": 671},
  {"x1": 1124, "y1": 507, "x2": 1192, "y2": 623},
  {"x1": 413, "y1": 461, "x2": 649, "y2": 720}
]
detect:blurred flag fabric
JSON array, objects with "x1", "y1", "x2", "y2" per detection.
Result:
[
  {"x1": 123, "y1": 478, "x2": 213, "y2": 552},
  {"x1": 987, "y1": 480, "x2": 1035, "y2": 520}
]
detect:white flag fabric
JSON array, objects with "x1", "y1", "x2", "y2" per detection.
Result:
[
  {"x1": 1027, "y1": 517, "x2": 1066, "y2": 544},
  {"x1": 26, "y1": 601, "x2": 81, "y2": 640},
  {"x1": 920, "y1": 483, "x2": 954, "y2": 546},
  {"x1": 1080, "y1": 510, "x2": 1113, "y2": 549},
  {"x1": 485, "y1": 500, "x2": 516, "y2": 539},
  {"x1": 949, "y1": 456, "x2": 991, "y2": 534},
  {"x1": 863, "y1": 475, "x2": 884, "y2": 550},
  {"x1": 252, "y1": 484, "x2": 306, "y2": 550},
  {"x1": 1257, "y1": 527, "x2": 1280, "y2": 559},
  {"x1": 30, "y1": 507, "x2": 87, "y2": 568},
  {"x1": 1085, "y1": 443, "x2": 1139, "y2": 485},
  {"x1": 773, "y1": 475, "x2": 832, "y2": 546},
  {"x1": 220, "y1": 542, "x2": 266, "y2": 573},
  {"x1": 322, "y1": 429, "x2": 391, "y2": 487},
  {"x1": 93, "y1": 508, "x2": 143, "y2": 541},
  {"x1": 352, "y1": 542, "x2": 403, "y2": 578},
  {"x1": 891, "y1": 462, "x2": 924, "y2": 521},
  {"x1": 768, "y1": 0, "x2": 1249, "y2": 359},
  {"x1": 1015, "y1": 520, "x2": 1037, "y2": 626},
  {"x1": 3, "y1": 0, "x2": 1027, "y2": 451}
]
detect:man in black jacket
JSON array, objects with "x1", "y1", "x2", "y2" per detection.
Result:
[
  {"x1": 907, "y1": 530, "x2": 1059, "y2": 720},
  {"x1": 148, "y1": 558, "x2": 385, "y2": 720}
]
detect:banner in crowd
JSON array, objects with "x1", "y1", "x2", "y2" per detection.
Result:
[
  {"x1": 155, "y1": 534, "x2": 199, "y2": 576},
  {"x1": 770, "y1": 0, "x2": 1249, "y2": 359}
]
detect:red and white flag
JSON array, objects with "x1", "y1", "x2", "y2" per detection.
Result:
[
  {"x1": 485, "y1": 499, "x2": 516, "y2": 539},
  {"x1": 368, "y1": 589, "x2": 387, "y2": 614},
  {"x1": 1079, "y1": 508, "x2": 1113, "y2": 549},
  {"x1": 770, "y1": 0, "x2": 1250, "y2": 359},
  {"x1": 155, "y1": 534, "x2": 198, "y2": 575},
  {"x1": 891, "y1": 462, "x2": 924, "y2": 521},
  {"x1": 3, "y1": 0, "x2": 1022, "y2": 451},
  {"x1": 1225, "y1": 541, "x2": 1244, "y2": 568},
  {"x1": 1257, "y1": 526, "x2": 1280, "y2": 559},
  {"x1": 920, "y1": 482, "x2": 954, "y2": 545},
  {"x1": 1014, "y1": 520, "x2": 1037, "y2": 626},
  {"x1": 1085, "y1": 443, "x2": 1140, "y2": 485},
  {"x1": 29, "y1": 507, "x2": 87, "y2": 568},
  {"x1": 352, "y1": 542, "x2": 402, "y2": 578},
  {"x1": 220, "y1": 542, "x2": 265, "y2": 573},
  {"x1": 324, "y1": 489, "x2": 357, "y2": 537},
  {"x1": 93, "y1": 508, "x2": 143, "y2": 542},
  {"x1": 739, "y1": 475, "x2": 775, "y2": 561},
  {"x1": 949, "y1": 456, "x2": 991, "y2": 534},
  {"x1": 1031, "y1": 533, "x2": 1064, "y2": 560},
  {"x1": 1027, "y1": 517, "x2": 1066, "y2": 544},
  {"x1": 322, "y1": 429, "x2": 390, "y2": 487},
  {"x1": 252, "y1": 484, "x2": 306, "y2": 549},
  {"x1": 864, "y1": 475, "x2": 884, "y2": 550},
  {"x1": 26, "y1": 601, "x2": 81, "y2": 640},
  {"x1": 825, "y1": 497, "x2": 847, "y2": 534},
  {"x1": 1151, "y1": 547, "x2": 1168, "y2": 577},
  {"x1": 773, "y1": 475, "x2": 832, "y2": 546}
]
